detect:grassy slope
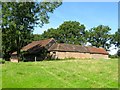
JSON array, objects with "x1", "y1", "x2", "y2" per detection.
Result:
[{"x1": 2, "y1": 59, "x2": 118, "y2": 88}]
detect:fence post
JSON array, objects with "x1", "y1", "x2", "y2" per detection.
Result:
[{"x1": 35, "y1": 56, "x2": 36, "y2": 62}]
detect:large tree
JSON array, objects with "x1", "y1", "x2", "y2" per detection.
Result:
[
  {"x1": 111, "y1": 28, "x2": 120, "y2": 48},
  {"x1": 88, "y1": 25, "x2": 112, "y2": 50},
  {"x1": 42, "y1": 28, "x2": 59, "y2": 40},
  {"x1": 32, "y1": 34, "x2": 44, "y2": 41},
  {"x1": 110, "y1": 28, "x2": 120, "y2": 56},
  {"x1": 2, "y1": 1, "x2": 62, "y2": 61},
  {"x1": 42, "y1": 21, "x2": 87, "y2": 45}
]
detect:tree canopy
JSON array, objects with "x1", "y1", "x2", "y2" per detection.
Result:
[
  {"x1": 41, "y1": 22, "x2": 113, "y2": 51},
  {"x1": 87, "y1": 25, "x2": 112, "y2": 50},
  {"x1": 111, "y1": 28, "x2": 120, "y2": 48},
  {"x1": 42, "y1": 21, "x2": 87, "y2": 45},
  {"x1": 2, "y1": 1, "x2": 62, "y2": 60}
]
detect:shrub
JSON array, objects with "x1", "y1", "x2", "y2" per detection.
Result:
[
  {"x1": 109, "y1": 54, "x2": 118, "y2": 58},
  {"x1": 117, "y1": 49, "x2": 120, "y2": 57},
  {"x1": 0, "y1": 59, "x2": 5, "y2": 64}
]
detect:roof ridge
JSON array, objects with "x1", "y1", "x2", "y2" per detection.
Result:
[
  {"x1": 36, "y1": 38, "x2": 55, "y2": 46},
  {"x1": 47, "y1": 38, "x2": 55, "y2": 44}
]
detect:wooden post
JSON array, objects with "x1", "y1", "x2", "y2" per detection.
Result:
[{"x1": 35, "y1": 56, "x2": 36, "y2": 62}]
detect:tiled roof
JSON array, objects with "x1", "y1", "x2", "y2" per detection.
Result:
[
  {"x1": 12, "y1": 38, "x2": 108, "y2": 55},
  {"x1": 22, "y1": 38, "x2": 54, "y2": 51},
  {"x1": 48, "y1": 43, "x2": 89, "y2": 53},
  {"x1": 12, "y1": 38, "x2": 55, "y2": 54},
  {"x1": 86, "y1": 47, "x2": 109, "y2": 55},
  {"x1": 48, "y1": 43, "x2": 108, "y2": 55}
]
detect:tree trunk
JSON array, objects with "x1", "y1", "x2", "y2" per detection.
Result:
[
  {"x1": 17, "y1": 34, "x2": 21, "y2": 63},
  {"x1": 17, "y1": 48, "x2": 20, "y2": 63}
]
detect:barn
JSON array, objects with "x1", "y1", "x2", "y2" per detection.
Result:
[
  {"x1": 10, "y1": 38, "x2": 109, "y2": 62},
  {"x1": 87, "y1": 47, "x2": 109, "y2": 59},
  {"x1": 48, "y1": 43, "x2": 109, "y2": 59},
  {"x1": 48, "y1": 43, "x2": 91, "y2": 59},
  {"x1": 10, "y1": 38, "x2": 56, "y2": 62}
]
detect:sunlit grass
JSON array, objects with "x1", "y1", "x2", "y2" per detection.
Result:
[
  {"x1": 2, "y1": 58, "x2": 118, "y2": 88},
  {"x1": 0, "y1": 58, "x2": 2, "y2": 89}
]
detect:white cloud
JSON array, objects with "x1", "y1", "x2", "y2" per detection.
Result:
[{"x1": 108, "y1": 45, "x2": 118, "y2": 55}]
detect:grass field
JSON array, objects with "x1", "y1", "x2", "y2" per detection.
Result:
[
  {"x1": 2, "y1": 59, "x2": 118, "y2": 88},
  {"x1": 0, "y1": 59, "x2": 2, "y2": 89}
]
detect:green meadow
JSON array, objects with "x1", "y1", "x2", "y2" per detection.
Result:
[{"x1": 2, "y1": 59, "x2": 118, "y2": 88}]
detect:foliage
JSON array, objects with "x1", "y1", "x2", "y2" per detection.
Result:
[
  {"x1": 111, "y1": 29, "x2": 120, "y2": 48},
  {"x1": 32, "y1": 34, "x2": 44, "y2": 41},
  {"x1": 2, "y1": 1, "x2": 62, "y2": 61},
  {"x1": 88, "y1": 25, "x2": 112, "y2": 50},
  {"x1": 0, "y1": 59, "x2": 5, "y2": 64},
  {"x1": 109, "y1": 54, "x2": 118, "y2": 58},
  {"x1": 42, "y1": 21, "x2": 87, "y2": 45},
  {"x1": 40, "y1": 23, "x2": 113, "y2": 50},
  {"x1": 2, "y1": 59, "x2": 118, "y2": 88},
  {"x1": 0, "y1": 49, "x2": 2, "y2": 58},
  {"x1": 117, "y1": 49, "x2": 120, "y2": 57}
]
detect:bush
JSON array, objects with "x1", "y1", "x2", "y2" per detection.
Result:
[
  {"x1": 0, "y1": 59, "x2": 5, "y2": 64},
  {"x1": 109, "y1": 54, "x2": 118, "y2": 58},
  {"x1": 117, "y1": 49, "x2": 120, "y2": 57}
]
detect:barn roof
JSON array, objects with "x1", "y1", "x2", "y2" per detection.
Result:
[
  {"x1": 48, "y1": 43, "x2": 89, "y2": 53},
  {"x1": 12, "y1": 38, "x2": 55, "y2": 55},
  {"x1": 22, "y1": 38, "x2": 55, "y2": 51},
  {"x1": 86, "y1": 47, "x2": 109, "y2": 55},
  {"x1": 12, "y1": 38, "x2": 109, "y2": 55},
  {"x1": 48, "y1": 43, "x2": 109, "y2": 55}
]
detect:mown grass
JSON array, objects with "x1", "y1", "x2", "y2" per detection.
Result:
[
  {"x1": 0, "y1": 58, "x2": 2, "y2": 89},
  {"x1": 2, "y1": 58, "x2": 118, "y2": 88}
]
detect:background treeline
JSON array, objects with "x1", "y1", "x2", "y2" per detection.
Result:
[
  {"x1": 1, "y1": 2, "x2": 120, "y2": 61},
  {"x1": 33, "y1": 21, "x2": 120, "y2": 52}
]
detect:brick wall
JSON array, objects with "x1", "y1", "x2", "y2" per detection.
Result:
[
  {"x1": 50, "y1": 51, "x2": 92, "y2": 59},
  {"x1": 10, "y1": 55, "x2": 18, "y2": 62},
  {"x1": 10, "y1": 59, "x2": 18, "y2": 62},
  {"x1": 50, "y1": 51, "x2": 108, "y2": 59},
  {"x1": 91, "y1": 54, "x2": 109, "y2": 59}
]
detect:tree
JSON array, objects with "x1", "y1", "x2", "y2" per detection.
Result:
[
  {"x1": 32, "y1": 34, "x2": 43, "y2": 41},
  {"x1": 88, "y1": 25, "x2": 112, "y2": 50},
  {"x1": 111, "y1": 28, "x2": 120, "y2": 48},
  {"x1": 2, "y1": 1, "x2": 62, "y2": 61},
  {"x1": 41, "y1": 21, "x2": 87, "y2": 45},
  {"x1": 42, "y1": 28, "x2": 59, "y2": 40},
  {"x1": 117, "y1": 49, "x2": 120, "y2": 57}
]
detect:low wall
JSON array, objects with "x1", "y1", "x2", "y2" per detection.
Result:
[
  {"x1": 10, "y1": 58, "x2": 18, "y2": 62},
  {"x1": 50, "y1": 51, "x2": 92, "y2": 59},
  {"x1": 10, "y1": 55, "x2": 18, "y2": 62},
  {"x1": 50, "y1": 51, "x2": 109, "y2": 59},
  {"x1": 91, "y1": 54, "x2": 109, "y2": 59}
]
